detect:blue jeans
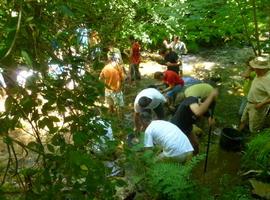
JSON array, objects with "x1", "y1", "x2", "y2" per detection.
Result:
[{"x1": 166, "y1": 84, "x2": 183, "y2": 98}]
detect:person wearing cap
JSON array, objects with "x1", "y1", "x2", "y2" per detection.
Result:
[
  {"x1": 140, "y1": 112, "x2": 194, "y2": 163},
  {"x1": 239, "y1": 56, "x2": 270, "y2": 132},
  {"x1": 134, "y1": 88, "x2": 167, "y2": 132},
  {"x1": 171, "y1": 89, "x2": 218, "y2": 155}
]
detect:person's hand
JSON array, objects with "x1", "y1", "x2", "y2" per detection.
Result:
[
  {"x1": 255, "y1": 102, "x2": 264, "y2": 109},
  {"x1": 208, "y1": 117, "x2": 216, "y2": 126}
]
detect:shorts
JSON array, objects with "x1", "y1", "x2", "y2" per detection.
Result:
[
  {"x1": 241, "y1": 102, "x2": 269, "y2": 132},
  {"x1": 105, "y1": 89, "x2": 124, "y2": 107}
]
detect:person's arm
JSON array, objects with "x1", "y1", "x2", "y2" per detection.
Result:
[
  {"x1": 255, "y1": 98, "x2": 270, "y2": 109},
  {"x1": 190, "y1": 89, "x2": 218, "y2": 117},
  {"x1": 166, "y1": 62, "x2": 180, "y2": 67},
  {"x1": 162, "y1": 84, "x2": 174, "y2": 93},
  {"x1": 183, "y1": 42, "x2": 188, "y2": 54}
]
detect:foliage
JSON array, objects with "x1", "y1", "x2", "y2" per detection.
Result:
[
  {"x1": 242, "y1": 129, "x2": 270, "y2": 181},
  {"x1": 0, "y1": 0, "x2": 269, "y2": 199},
  {"x1": 145, "y1": 155, "x2": 212, "y2": 200},
  {"x1": 219, "y1": 185, "x2": 253, "y2": 200},
  {"x1": 0, "y1": 68, "x2": 125, "y2": 199},
  {"x1": 125, "y1": 150, "x2": 211, "y2": 200}
]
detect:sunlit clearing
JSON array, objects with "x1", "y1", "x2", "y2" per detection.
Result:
[
  {"x1": 182, "y1": 62, "x2": 193, "y2": 73},
  {"x1": 140, "y1": 61, "x2": 166, "y2": 76},
  {"x1": 203, "y1": 62, "x2": 216, "y2": 70}
]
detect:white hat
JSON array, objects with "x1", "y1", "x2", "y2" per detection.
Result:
[{"x1": 249, "y1": 56, "x2": 270, "y2": 69}]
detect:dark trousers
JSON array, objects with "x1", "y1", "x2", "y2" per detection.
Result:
[{"x1": 130, "y1": 63, "x2": 141, "y2": 80}]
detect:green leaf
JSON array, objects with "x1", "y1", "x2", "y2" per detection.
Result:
[
  {"x1": 47, "y1": 144, "x2": 55, "y2": 153},
  {"x1": 27, "y1": 141, "x2": 44, "y2": 153},
  {"x1": 25, "y1": 16, "x2": 34, "y2": 22},
  {"x1": 21, "y1": 50, "x2": 33, "y2": 67},
  {"x1": 5, "y1": 96, "x2": 13, "y2": 112},
  {"x1": 3, "y1": 136, "x2": 12, "y2": 145},
  {"x1": 48, "y1": 116, "x2": 60, "y2": 122},
  {"x1": 51, "y1": 134, "x2": 65, "y2": 146},
  {"x1": 80, "y1": 164, "x2": 88, "y2": 171},
  {"x1": 73, "y1": 131, "x2": 89, "y2": 146},
  {"x1": 59, "y1": 5, "x2": 74, "y2": 17}
]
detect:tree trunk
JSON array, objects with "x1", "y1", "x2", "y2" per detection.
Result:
[{"x1": 251, "y1": 0, "x2": 261, "y2": 55}]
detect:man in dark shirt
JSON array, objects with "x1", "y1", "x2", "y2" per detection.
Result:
[
  {"x1": 171, "y1": 89, "x2": 218, "y2": 155},
  {"x1": 159, "y1": 48, "x2": 182, "y2": 75}
]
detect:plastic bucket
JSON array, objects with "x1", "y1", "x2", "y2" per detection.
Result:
[{"x1": 219, "y1": 128, "x2": 244, "y2": 152}]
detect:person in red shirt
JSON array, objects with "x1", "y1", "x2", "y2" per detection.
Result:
[
  {"x1": 129, "y1": 36, "x2": 141, "y2": 81},
  {"x1": 154, "y1": 70, "x2": 184, "y2": 106}
]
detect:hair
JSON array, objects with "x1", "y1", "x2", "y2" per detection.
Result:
[
  {"x1": 159, "y1": 47, "x2": 168, "y2": 55},
  {"x1": 140, "y1": 111, "x2": 152, "y2": 124},
  {"x1": 138, "y1": 96, "x2": 152, "y2": 108},
  {"x1": 147, "y1": 85, "x2": 158, "y2": 89},
  {"x1": 154, "y1": 71, "x2": 164, "y2": 80}
]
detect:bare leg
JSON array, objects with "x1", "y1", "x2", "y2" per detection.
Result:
[{"x1": 188, "y1": 132, "x2": 199, "y2": 155}]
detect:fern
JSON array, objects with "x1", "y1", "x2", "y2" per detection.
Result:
[
  {"x1": 146, "y1": 155, "x2": 212, "y2": 200},
  {"x1": 242, "y1": 129, "x2": 270, "y2": 173}
]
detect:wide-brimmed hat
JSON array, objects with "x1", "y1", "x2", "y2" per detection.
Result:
[{"x1": 249, "y1": 56, "x2": 270, "y2": 69}]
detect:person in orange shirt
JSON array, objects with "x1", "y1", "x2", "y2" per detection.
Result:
[{"x1": 99, "y1": 58, "x2": 125, "y2": 117}]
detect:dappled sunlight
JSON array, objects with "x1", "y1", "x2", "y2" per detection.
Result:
[
  {"x1": 0, "y1": 96, "x2": 6, "y2": 112},
  {"x1": 140, "y1": 61, "x2": 166, "y2": 76},
  {"x1": 139, "y1": 53, "x2": 221, "y2": 79}
]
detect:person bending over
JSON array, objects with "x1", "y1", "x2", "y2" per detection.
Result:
[
  {"x1": 154, "y1": 70, "x2": 184, "y2": 107},
  {"x1": 141, "y1": 112, "x2": 194, "y2": 163},
  {"x1": 134, "y1": 88, "x2": 167, "y2": 132},
  {"x1": 171, "y1": 89, "x2": 218, "y2": 155}
]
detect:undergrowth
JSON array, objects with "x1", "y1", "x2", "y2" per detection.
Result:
[{"x1": 242, "y1": 129, "x2": 270, "y2": 182}]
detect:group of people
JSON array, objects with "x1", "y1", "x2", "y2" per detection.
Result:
[
  {"x1": 99, "y1": 35, "x2": 270, "y2": 163},
  {"x1": 134, "y1": 83, "x2": 217, "y2": 161}
]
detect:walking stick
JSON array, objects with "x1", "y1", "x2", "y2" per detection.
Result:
[{"x1": 204, "y1": 109, "x2": 214, "y2": 173}]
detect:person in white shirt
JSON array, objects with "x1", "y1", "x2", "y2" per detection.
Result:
[
  {"x1": 134, "y1": 88, "x2": 167, "y2": 132},
  {"x1": 170, "y1": 36, "x2": 188, "y2": 58},
  {"x1": 141, "y1": 112, "x2": 194, "y2": 162}
]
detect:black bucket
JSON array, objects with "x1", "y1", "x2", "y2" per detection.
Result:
[{"x1": 219, "y1": 128, "x2": 245, "y2": 152}]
